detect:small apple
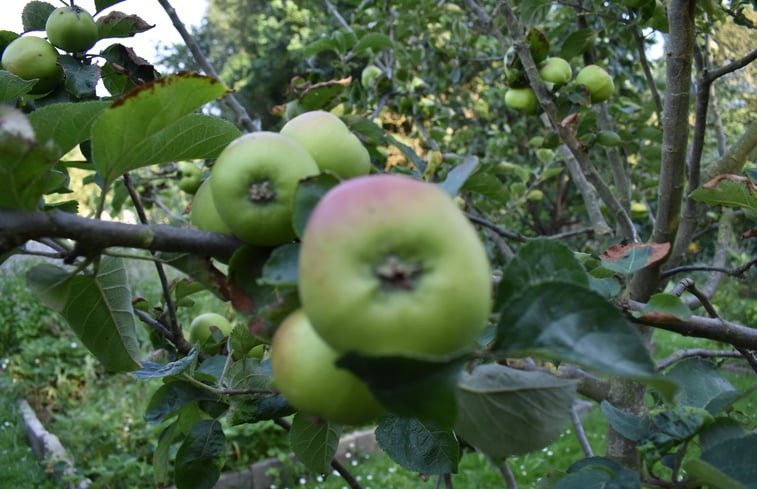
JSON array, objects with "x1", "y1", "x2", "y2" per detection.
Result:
[
  {"x1": 45, "y1": 5, "x2": 99, "y2": 53},
  {"x1": 538, "y1": 57, "x2": 572, "y2": 87},
  {"x1": 1, "y1": 36, "x2": 63, "y2": 94},
  {"x1": 177, "y1": 162, "x2": 202, "y2": 194},
  {"x1": 505, "y1": 87, "x2": 538, "y2": 114},
  {"x1": 280, "y1": 110, "x2": 371, "y2": 179},
  {"x1": 247, "y1": 344, "x2": 266, "y2": 360},
  {"x1": 210, "y1": 132, "x2": 319, "y2": 246},
  {"x1": 189, "y1": 312, "x2": 233, "y2": 354},
  {"x1": 576, "y1": 65, "x2": 614, "y2": 103},
  {"x1": 298, "y1": 174, "x2": 492, "y2": 357},
  {"x1": 270, "y1": 309, "x2": 384, "y2": 425},
  {"x1": 361, "y1": 64, "x2": 382, "y2": 89},
  {"x1": 190, "y1": 178, "x2": 232, "y2": 235},
  {"x1": 596, "y1": 130, "x2": 622, "y2": 147},
  {"x1": 526, "y1": 189, "x2": 544, "y2": 202},
  {"x1": 630, "y1": 201, "x2": 648, "y2": 220}
]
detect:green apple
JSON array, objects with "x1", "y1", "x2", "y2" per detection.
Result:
[
  {"x1": 576, "y1": 65, "x2": 614, "y2": 103},
  {"x1": 177, "y1": 162, "x2": 202, "y2": 194},
  {"x1": 189, "y1": 312, "x2": 233, "y2": 354},
  {"x1": 538, "y1": 57, "x2": 572, "y2": 87},
  {"x1": 526, "y1": 189, "x2": 544, "y2": 202},
  {"x1": 630, "y1": 201, "x2": 648, "y2": 220},
  {"x1": 280, "y1": 111, "x2": 371, "y2": 179},
  {"x1": 45, "y1": 5, "x2": 99, "y2": 53},
  {"x1": 1, "y1": 36, "x2": 63, "y2": 94},
  {"x1": 271, "y1": 309, "x2": 384, "y2": 425},
  {"x1": 361, "y1": 64, "x2": 382, "y2": 89},
  {"x1": 504, "y1": 87, "x2": 538, "y2": 114},
  {"x1": 247, "y1": 344, "x2": 266, "y2": 360},
  {"x1": 210, "y1": 132, "x2": 319, "y2": 246},
  {"x1": 298, "y1": 174, "x2": 492, "y2": 357},
  {"x1": 190, "y1": 178, "x2": 232, "y2": 235}
]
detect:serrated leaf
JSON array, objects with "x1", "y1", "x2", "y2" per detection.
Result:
[
  {"x1": 292, "y1": 172, "x2": 341, "y2": 238},
  {"x1": 632, "y1": 293, "x2": 692, "y2": 320},
  {"x1": 259, "y1": 243, "x2": 300, "y2": 286},
  {"x1": 376, "y1": 415, "x2": 459, "y2": 474},
  {"x1": 690, "y1": 176, "x2": 757, "y2": 210},
  {"x1": 600, "y1": 242, "x2": 670, "y2": 275},
  {"x1": 0, "y1": 70, "x2": 37, "y2": 102},
  {"x1": 495, "y1": 239, "x2": 589, "y2": 308},
  {"x1": 27, "y1": 257, "x2": 141, "y2": 372},
  {"x1": 455, "y1": 364, "x2": 577, "y2": 458},
  {"x1": 58, "y1": 55, "x2": 99, "y2": 98},
  {"x1": 22, "y1": 1, "x2": 55, "y2": 32},
  {"x1": 224, "y1": 357, "x2": 271, "y2": 391},
  {"x1": 227, "y1": 395, "x2": 294, "y2": 425},
  {"x1": 337, "y1": 351, "x2": 468, "y2": 428},
  {"x1": 91, "y1": 73, "x2": 233, "y2": 186},
  {"x1": 438, "y1": 156, "x2": 479, "y2": 197},
  {"x1": 174, "y1": 420, "x2": 226, "y2": 489},
  {"x1": 28, "y1": 101, "x2": 109, "y2": 157},
  {"x1": 290, "y1": 413, "x2": 342, "y2": 474},
  {"x1": 131, "y1": 350, "x2": 199, "y2": 379},
  {"x1": 639, "y1": 406, "x2": 714, "y2": 463},
  {"x1": 353, "y1": 33, "x2": 394, "y2": 54},
  {"x1": 145, "y1": 381, "x2": 219, "y2": 424},
  {"x1": 662, "y1": 358, "x2": 736, "y2": 412}
]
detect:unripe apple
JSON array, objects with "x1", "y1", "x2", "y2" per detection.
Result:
[
  {"x1": 280, "y1": 111, "x2": 371, "y2": 179},
  {"x1": 271, "y1": 309, "x2": 384, "y2": 425},
  {"x1": 1, "y1": 36, "x2": 63, "y2": 94},
  {"x1": 177, "y1": 161, "x2": 202, "y2": 194},
  {"x1": 361, "y1": 64, "x2": 382, "y2": 89},
  {"x1": 538, "y1": 57, "x2": 572, "y2": 87},
  {"x1": 189, "y1": 312, "x2": 233, "y2": 354},
  {"x1": 46, "y1": 5, "x2": 99, "y2": 53},
  {"x1": 190, "y1": 178, "x2": 232, "y2": 235},
  {"x1": 505, "y1": 87, "x2": 538, "y2": 114},
  {"x1": 299, "y1": 174, "x2": 492, "y2": 357},
  {"x1": 576, "y1": 65, "x2": 614, "y2": 103}
]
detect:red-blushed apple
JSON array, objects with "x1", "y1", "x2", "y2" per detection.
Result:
[
  {"x1": 210, "y1": 132, "x2": 319, "y2": 246},
  {"x1": 270, "y1": 309, "x2": 384, "y2": 425},
  {"x1": 298, "y1": 174, "x2": 492, "y2": 357},
  {"x1": 280, "y1": 110, "x2": 371, "y2": 179}
]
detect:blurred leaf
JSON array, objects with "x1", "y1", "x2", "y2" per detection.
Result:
[
  {"x1": 600, "y1": 401, "x2": 652, "y2": 442},
  {"x1": 354, "y1": 33, "x2": 394, "y2": 54},
  {"x1": 224, "y1": 357, "x2": 271, "y2": 390},
  {"x1": 27, "y1": 257, "x2": 141, "y2": 372},
  {"x1": 663, "y1": 358, "x2": 736, "y2": 413},
  {"x1": 174, "y1": 420, "x2": 226, "y2": 489},
  {"x1": 28, "y1": 101, "x2": 109, "y2": 157},
  {"x1": 297, "y1": 78, "x2": 350, "y2": 111},
  {"x1": 91, "y1": 73, "x2": 233, "y2": 186},
  {"x1": 132, "y1": 350, "x2": 199, "y2": 379},
  {"x1": 699, "y1": 418, "x2": 753, "y2": 453},
  {"x1": 438, "y1": 156, "x2": 479, "y2": 197},
  {"x1": 337, "y1": 351, "x2": 469, "y2": 428},
  {"x1": 343, "y1": 114, "x2": 386, "y2": 145},
  {"x1": 145, "y1": 381, "x2": 219, "y2": 424},
  {"x1": 455, "y1": 364, "x2": 576, "y2": 458},
  {"x1": 292, "y1": 172, "x2": 341, "y2": 238},
  {"x1": 684, "y1": 458, "x2": 749, "y2": 489},
  {"x1": 550, "y1": 456, "x2": 642, "y2": 488},
  {"x1": 560, "y1": 29, "x2": 597, "y2": 60},
  {"x1": 376, "y1": 415, "x2": 459, "y2": 474},
  {"x1": 153, "y1": 421, "x2": 181, "y2": 487},
  {"x1": 385, "y1": 134, "x2": 426, "y2": 174},
  {"x1": 259, "y1": 243, "x2": 300, "y2": 286},
  {"x1": 0, "y1": 70, "x2": 36, "y2": 102},
  {"x1": 302, "y1": 37, "x2": 339, "y2": 57},
  {"x1": 632, "y1": 293, "x2": 692, "y2": 320},
  {"x1": 698, "y1": 435, "x2": 757, "y2": 486},
  {"x1": 290, "y1": 413, "x2": 342, "y2": 474},
  {"x1": 157, "y1": 252, "x2": 233, "y2": 302}
]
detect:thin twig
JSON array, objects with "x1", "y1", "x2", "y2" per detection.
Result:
[
  {"x1": 500, "y1": 459, "x2": 518, "y2": 489},
  {"x1": 324, "y1": 0, "x2": 354, "y2": 33},
  {"x1": 464, "y1": 213, "x2": 528, "y2": 242},
  {"x1": 662, "y1": 258, "x2": 757, "y2": 280},
  {"x1": 656, "y1": 348, "x2": 745, "y2": 371},
  {"x1": 571, "y1": 402, "x2": 594, "y2": 458},
  {"x1": 134, "y1": 308, "x2": 172, "y2": 338}
]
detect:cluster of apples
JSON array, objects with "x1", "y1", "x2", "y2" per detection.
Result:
[
  {"x1": 191, "y1": 110, "x2": 493, "y2": 425},
  {"x1": 1, "y1": 4, "x2": 98, "y2": 94}
]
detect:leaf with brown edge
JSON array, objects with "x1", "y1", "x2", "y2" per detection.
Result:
[
  {"x1": 600, "y1": 242, "x2": 670, "y2": 275},
  {"x1": 701, "y1": 174, "x2": 756, "y2": 191}
]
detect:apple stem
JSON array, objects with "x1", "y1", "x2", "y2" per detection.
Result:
[
  {"x1": 248, "y1": 180, "x2": 276, "y2": 203},
  {"x1": 374, "y1": 254, "x2": 422, "y2": 291}
]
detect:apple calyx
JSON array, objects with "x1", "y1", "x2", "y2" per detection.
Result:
[
  {"x1": 248, "y1": 180, "x2": 276, "y2": 203},
  {"x1": 374, "y1": 254, "x2": 423, "y2": 292}
]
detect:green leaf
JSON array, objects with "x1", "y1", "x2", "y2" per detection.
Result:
[
  {"x1": 59, "y1": 55, "x2": 99, "y2": 98},
  {"x1": 560, "y1": 29, "x2": 597, "y2": 60},
  {"x1": 550, "y1": 456, "x2": 642, "y2": 489},
  {"x1": 0, "y1": 70, "x2": 37, "y2": 102},
  {"x1": 385, "y1": 134, "x2": 426, "y2": 174},
  {"x1": 336, "y1": 351, "x2": 468, "y2": 428},
  {"x1": 27, "y1": 257, "x2": 141, "y2": 372},
  {"x1": 302, "y1": 37, "x2": 339, "y2": 57},
  {"x1": 95, "y1": 0, "x2": 125, "y2": 11},
  {"x1": 663, "y1": 358, "x2": 736, "y2": 412},
  {"x1": 28, "y1": 101, "x2": 109, "y2": 157},
  {"x1": 153, "y1": 421, "x2": 181, "y2": 488},
  {"x1": 375, "y1": 415, "x2": 459, "y2": 474},
  {"x1": 224, "y1": 357, "x2": 271, "y2": 391},
  {"x1": 690, "y1": 177, "x2": 757, "y2": 210},
  {"x1": 342, "y1": 114, "x2": 385, "y2": 145},
  {"x1": 144, "y1": 381, "x2": 218, "y2": 424},
  {"x1": 157, "y1": 252, "x2": 233, "y2": 302},
  {"x1": 632, "y1": 293, "x2": 692, "y2": 320},
  {"x1": 684, "y1": 458, "x2": 749, "y2": 489},
  {"x1": 699, "y1": 418, "x2": 753, "y2": 453},
  {"x1": 174, "y1": 420, "x2": 226, "y2": 489},
  {"x1": 292, "y1": 172, "x2": 341, "y2": 238},
  {"x1": 96, "y1": 12, "x2": 155, "y2": 39},
  {"x1": 227, "y1": 395, "x2": 295, "y2": 425},
  {"x1": 600, "y1": 401, "x2": 652, "y2": 442},
  {"x1": 353, "y1": 33, "x2": 394, "y2": 54},
  {"x1": 132, "y1": 350, "x2": 199, "y2": 379},
  {"x1": 462, "y1": 169, "x2": 510, "y2": 205},
  {"x1": 438, "y1": 156, "x2": 479, "y2": 197},
  {"x1": 455, "y1": 364, "x2": 577, "y2": 458},
  {"x1": 289, "y1": 413, "x2": 342, "y2": 474},
  {"x1": 600, "y1": 246, "x2": 652, "y2": 274},
  {"x1": 91, "y1": 73, "x2": 233, "y2": 186},
  {"x1": 639, "y1": 406, "x2": 714, "y2": 463},
  {"x1": 259, "y1": 243, "x2": 300, "y2": 286},
  {"x1": 22, "y1": 1, "x2": 55, "y2": 32},
  {"x1": 495, "y1": 239, "x2": 589, "y2": 309},
  {"x1": 698, "y1": 436, "x2": 757, "y2": 487}
]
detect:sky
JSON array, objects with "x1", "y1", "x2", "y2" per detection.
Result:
[{"x1": 1, "y1": 0, "x2": 209, "y2": 66}]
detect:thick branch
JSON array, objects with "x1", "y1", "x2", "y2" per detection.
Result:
[
  {"x1": 0, "y1": 209, "x2": 244, "y2": 260},
  {"x1": 703, "y1": 122, "x2": 757, "y2": 181}
]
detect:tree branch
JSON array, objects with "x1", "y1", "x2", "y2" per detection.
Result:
[
  {"x1": 656, "y1": 348, "x2": 746, "y2": 371},
  {"x1": 661, "y1": 257, "x2": 757, "y2": 280},
  {"x1": 704, "y1": 47, "x2": 757, "y2": 84}
]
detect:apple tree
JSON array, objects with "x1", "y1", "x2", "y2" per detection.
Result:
[{"x1": 1, "y1": 1, "x2": 756, "y2": 488}]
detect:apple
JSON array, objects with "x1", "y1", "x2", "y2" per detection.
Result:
[
  {"x1": 361, "y1": 64, "x2": 382, "y2": 89},
  {"x1": 576, "y1": 65, "x2": 615, "y2": 103},
  {"x1": 210, "y1": 132, "x2": 319, "y2": 246},
  {"x1": 505, "y1": 87, "x2": 538, "y2": 114},
  {"x1": 270, "y1": 309, "x2": 384, "y2": 425},
  {"x1": 190, "y1": 178, "x2": 232, "y2": 235},
  {"x1": 538, "y1": 57, "x2": 572, "y2": 87},
  {"x1": 45, "y1": 5, "x2": 99, "y2": 53},
  {"x1": 280, "y1": 111, "x2": 371, "y2": 179},
  {"x1": 177, "y1": 162, "x2": 202, "y2": 194},
  {"x1": 630, "y1": 201, "x2": 648, "y2": 220},
  {"x1": 298, "y1": 174, "x2": 492, "y2": 357},
  {"x1": 1, "y1": 36, "x2": 63, "y2": 94},
  {"x1": 189, "y1": 312, "x2": 233, "y2": 354}
]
